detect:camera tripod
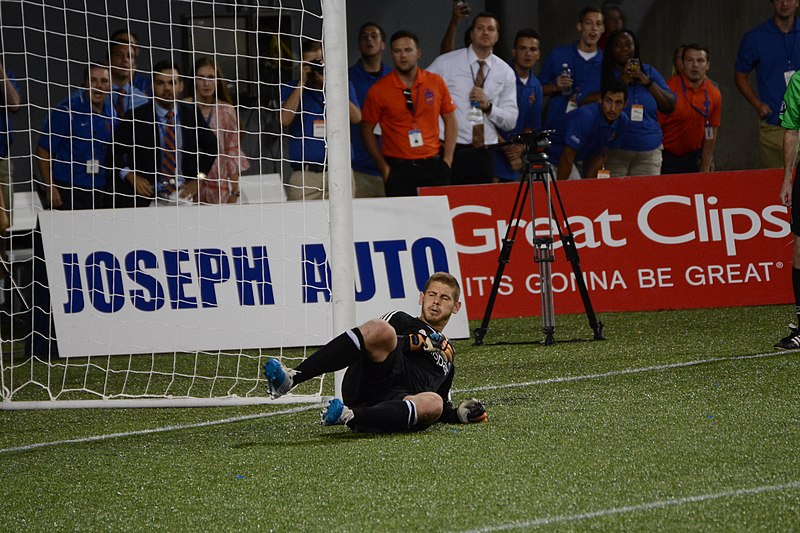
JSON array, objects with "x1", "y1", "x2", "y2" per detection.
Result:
[{"x1": 473, "y1": 131, "x2": 605, "y2": 346}]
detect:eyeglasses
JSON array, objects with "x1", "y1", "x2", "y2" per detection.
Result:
[{"x1": 403, "y1": 88, "x2": 414, "y2": 113}]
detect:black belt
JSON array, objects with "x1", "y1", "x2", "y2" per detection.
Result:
[
  {"x1": 385, "y1": 155, "x2": 441, "y2": 167},
  {"x1": 456, "y1": 143, "x2": 492, "y2": 150},
  {"x1": 291, "y1": 163, "x2": 326, "y2": 172}
]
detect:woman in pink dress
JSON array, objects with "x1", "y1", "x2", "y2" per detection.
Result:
[{"x1": 188, "y1": 57, "x2": 250, "y2": 203}]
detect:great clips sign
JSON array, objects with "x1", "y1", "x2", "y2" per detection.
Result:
[
  {"x1": 39, "y1": 198, "x2": 468, "y2": 357},
  {"x1": 421, "y1": 169, "x2": 791, "y2": 318}
]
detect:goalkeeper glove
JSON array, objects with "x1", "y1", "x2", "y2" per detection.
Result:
[
  {"x1": 407, "y1": 331, "x2": 455, "y2": 361},
  {"x1": 457, "y1": 398, "x2": 488, "y2": 423}
]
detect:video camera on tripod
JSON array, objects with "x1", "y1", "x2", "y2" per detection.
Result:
[{"x1": 473, "y1": 129, "x2": 605, "y2": 346}]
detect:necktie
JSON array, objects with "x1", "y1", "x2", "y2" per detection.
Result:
[
  {"x1": 159, "y1": 111, "x2": 177, "y2": 196},
  {"x1": 115, "y1": 88, "x2": 127, "y2": 118},
  {"x1": 472, "y1": 60, "x2": 486, "y2": 148}
]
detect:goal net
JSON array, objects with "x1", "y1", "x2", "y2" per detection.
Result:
[{"x1": 0, "y1": 0, "x2": 354, "y2": 409}]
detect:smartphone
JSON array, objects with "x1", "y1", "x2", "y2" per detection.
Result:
[
  {"x1": 628, "y1": 58, "x2": 640, "y2": 71},
  {"x1": 455, "y1": 0, "x2": 470, "y2": 14}
]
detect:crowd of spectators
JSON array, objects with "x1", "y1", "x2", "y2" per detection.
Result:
[{"x1": 0, "y1": 0, "x2": 797, "y2": 217}]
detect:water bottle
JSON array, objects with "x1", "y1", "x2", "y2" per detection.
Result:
[{"x1": 560, "y1": 63, "x2": 573, "y2": 96}]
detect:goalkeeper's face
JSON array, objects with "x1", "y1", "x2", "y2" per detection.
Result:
[{"x1": 418, "y1": 281, "x2": 461, "y2": 330}]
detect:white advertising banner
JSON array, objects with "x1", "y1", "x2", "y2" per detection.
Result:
[{"x1": 39, "y1": 197, "x2": 468, "y2": 357}]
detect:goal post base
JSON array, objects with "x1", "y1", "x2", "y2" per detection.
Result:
[{"x1": 0, "y1": 394, "x2": 330, "y2": 411}]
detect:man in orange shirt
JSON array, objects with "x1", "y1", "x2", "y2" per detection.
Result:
[
  {"x1": 658, "y1": 43, "x2": 722, "y2": 174},
  {"x1": 361, "y1": 30, "x2": 457, "y2": 197}
]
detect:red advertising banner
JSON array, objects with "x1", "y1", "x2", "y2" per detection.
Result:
[{"x1": 420, "y1": 169, "x2": 791, "y2": 319}]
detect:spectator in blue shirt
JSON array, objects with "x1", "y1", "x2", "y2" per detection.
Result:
[
  {"x1": 0, "y1": 59, "x2": 20, "y2": 232},
  {"x1": 601, "y1": 29, "x2": 675, "y2": 177},
  {"x1": 36, "y1": 62, "x2": 116, "y2": 210},
  {"x1": 349, "y1": 22, "x2": 391, "y2": 198},
  {"x1": 538, "y1": 6, "x2": 604, "y2": 153},
  {"x1": 735, "y1": 0, "x2": 800, "y2": 168},
  {"x1": 110, "y1": 29, "x2": 152, "y2": 96},
  {"x1": 280, "y1": 39, "x2": 360, "y2": 201},
  {"x1": 108, "y1": 39, "x2": 149, "y2": 119},
  {"x1": 553, "y1": 78, "x2": 629, "y2": 181},
  {"x1": 495, "y1": 28, "x2": 543, "y2": 182}
]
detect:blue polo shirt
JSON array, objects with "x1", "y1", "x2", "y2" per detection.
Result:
[
  {"x1": 495, "y1": 66, "x2": 543, "y2": 180},
  {"x1": 735, "y1": 17, "x2": 800, "y2": 126},
  {"x1": 349, "y1": 60, "x2": 391, "y2": 175},
  {"x1": 38, "y1": 90, "x2": 116, "y2": 188},
  {"x1": 610, "y1": 64, "x2": 672, "y2": 152},
  {"x1": 110, "y1": 81, "x2": 149, "y2": 116},
  {"x1": 538, "y1": 43, "x2": 603, "y2": 133},
  {"x1": 0, "y1": 70, "x2": 21, "y2": 158},
  {"x1": 281, "y1": 80, "x2": 358, "y2": 165},
  {"x1": 132, "y1": 70, "x2": 153, "y2": 97},
  {"x1": 549, "y1": 102, "x2": 629, "y2": 164}
]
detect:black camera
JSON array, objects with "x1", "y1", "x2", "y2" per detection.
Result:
[
  {"x1": 508, "y1": 130, "x2": 554, "y2": 150},
  {"x1": 309, "y1": 59, "x2": 324, "y2": 75}
]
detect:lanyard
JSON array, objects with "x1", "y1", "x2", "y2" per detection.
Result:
[
  {"x1": 402, "y1": 83, "x2": 422, "y2": 126},
  {"x1": 679, "y1": 74, "x2": 710, "y2": 126}
]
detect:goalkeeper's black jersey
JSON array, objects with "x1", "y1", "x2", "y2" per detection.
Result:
[{"x1": 380, "y1": 310, "x2": 455, "y2": 400}]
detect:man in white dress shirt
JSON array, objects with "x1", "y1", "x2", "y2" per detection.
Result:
[{"x1": 428, "y1": 12, "x2": 518, "y2": 185}]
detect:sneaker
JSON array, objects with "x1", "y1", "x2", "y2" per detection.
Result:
[
  {"x1": 263, "y1": 358, "x2": 296, "y2": 398},
  {"x1": 775, "y1": 324, "x2": 800, "y2": 349},
  {"x1": 321, "y1": 398, "x2": 353, "y2": 426}
]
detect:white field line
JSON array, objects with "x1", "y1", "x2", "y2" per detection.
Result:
[
  {"x1": 0, "y1": 404, "x2": 320, "y2": 454},
  {"x1": 1, "y1": 350, "x2": 794, "y2": 455},
  {"x1": 455, "y1": 480, "x2": 800, "y2": 532},
  {"x1": 456, "y1": 349, "x2": 796, "y2": 394}
]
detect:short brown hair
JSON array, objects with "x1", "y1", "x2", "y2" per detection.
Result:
[{"x1": 424, "y1": 272, "x2": 461, "y2": 302}]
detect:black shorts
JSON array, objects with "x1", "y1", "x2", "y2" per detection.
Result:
[
  {"x1": 341, "y1": 345, "x2": 444, "y2": 407},
  {"x1": 341, "y1": 345, "x2": 410, "y2": 407}
]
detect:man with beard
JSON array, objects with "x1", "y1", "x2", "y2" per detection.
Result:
[
  {"x1": 659, "y1": 44, "x2": 722, "y2": 174},
  {"x1": 736, "y1": 0, "x2": 800, "y2": 168},
  {"x1": 552, "y1": 78, "x2": 630, "y2": 180},
  {"x1": 428, "y1": 12, "x2": 518, "y2": 185},
  {"x1": 263, "y1": 272, "x2": 488, "y2": 433},
  {"x1": 361, "y1": 30, "x2": 457, "y2": 197},
  {"x1": 112, "y1": 61, "x2": 218, "y2": 207}
]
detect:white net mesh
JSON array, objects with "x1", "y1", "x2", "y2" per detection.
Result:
[{"x1": 0, "y1": 0, "x2": 344, "y2": 408}]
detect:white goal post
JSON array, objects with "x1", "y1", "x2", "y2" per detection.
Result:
[{"x1": 0, "y1": 0, "x2": 354, "y2": 409}]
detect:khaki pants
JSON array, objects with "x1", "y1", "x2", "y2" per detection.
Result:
[
  {"x1": 605, "y1": 146, "x2": 663, "y2": 178},
  {"x1": 286, "y1": 169, "x2": 355, "y2": 201},
  {"x1": 0, "y1": 158, "x2": 13, "y2": 224},
  {"x1": 353, "y1": 170, "x2": 386, "y2": 198},
  {"x1": 760, "y1": 120, "x2": 790, "y2": 169}
]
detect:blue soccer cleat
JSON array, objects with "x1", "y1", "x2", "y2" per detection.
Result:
[
  {"x1": 263, "y1": 358, "x2": 296, "y2": 399},
  {"x1": 321, "y1": 398, "x2": 353, "y2": 426}
]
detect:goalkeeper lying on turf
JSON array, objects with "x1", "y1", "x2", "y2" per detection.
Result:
[{"x1": 264, "y1": 272, "x2": 488, "y2": 433}]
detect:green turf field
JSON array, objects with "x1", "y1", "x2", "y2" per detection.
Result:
[{"x1": 1, "y1": 305, "x2": 799, "y2": 531}]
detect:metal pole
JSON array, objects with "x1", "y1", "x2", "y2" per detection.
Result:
[{"x1": 322, "y1": 0, "x2": 354, "y2": 398}]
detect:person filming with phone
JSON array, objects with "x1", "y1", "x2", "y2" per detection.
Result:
[{"x1": 600, "y1": 29, "x2": 675, "y2": 177}]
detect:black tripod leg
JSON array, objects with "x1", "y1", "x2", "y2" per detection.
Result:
[
  {"x1": 549, "y1": 174, "x2": 606, "y2": 340},
  {"x1": 473, "y1": 177, "x2": 531, "y2": 346}
]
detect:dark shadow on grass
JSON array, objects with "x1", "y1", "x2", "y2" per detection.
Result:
[{"x1": 474, "y1": 337, "x2": 601, "y2": 347}]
